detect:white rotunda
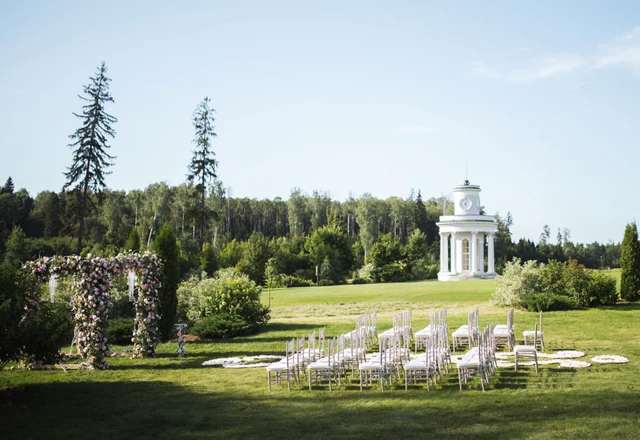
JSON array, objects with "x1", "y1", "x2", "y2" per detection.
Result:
[{"x1": 437, "y1": 181, "x2": 498, "y2": 281}]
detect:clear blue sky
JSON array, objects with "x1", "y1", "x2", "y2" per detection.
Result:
[{"x1": 1, "y1": 1, "x2": 639, "y2": 244}]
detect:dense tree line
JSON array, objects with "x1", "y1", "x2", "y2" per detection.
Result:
[{"x1": 0, "y1": 176, "x2": 623, "y2": 285}]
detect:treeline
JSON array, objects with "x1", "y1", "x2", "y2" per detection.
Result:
[{"x1": 0, "y1": 176, "x2": 622, "y2": 284}]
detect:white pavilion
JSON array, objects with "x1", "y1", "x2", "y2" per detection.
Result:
[{"x1": 437, "y1": 181, "x2": 498, "y2": 281}]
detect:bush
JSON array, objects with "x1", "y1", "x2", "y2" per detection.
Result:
[
  {"x1": 351, "y1": 278, "x2": 368, "y2": 284},
  {"x1": 582, "y1": 272, "x2": 618, "y2": 307},
  {"x1": 107, "y1": 318, "x2": 135, "y2": 345},
  {"x1": 283, "y1": 276, "x2": 314, "y2": 287},
  {"x1": 319, "y1": 279, "x2": 335, "y2": 286},
  {"x1": 18, "y1": 301, "x2": 74, "y2": 365},
  {"x1": 190, "y1": 313, "x2": 258, "y2": 339},
  {"x1": 175, "y1": 270, "x2": 269, "y2": 327},
  {"x1": 519, "y1": 293, "x2": 577, "y2": 312},
  {"x1": 372, "y1": 262, "x2": 410, "y2": 283},
  {"x1": 356, "y1": 263, "x2": 375, "y2": 283},
  {"x1": 109, "y1": 285, "x2": 135, "y2": 319},
  {"x1": 409, "y1": 259, "x2": 439, "y2": 281},
  {"x1": 492, "y1": 258, "x2": 542, "y2": 306}
]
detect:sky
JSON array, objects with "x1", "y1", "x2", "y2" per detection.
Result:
[{"x1": 1, "y1": 1, "x2": 640, "y2": 244}]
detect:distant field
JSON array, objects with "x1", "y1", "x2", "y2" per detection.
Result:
[{"x1": 2, "y1": 277, "x2": 639, "y2": 440}]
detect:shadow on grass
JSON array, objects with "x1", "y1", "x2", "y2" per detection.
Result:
[
  {"x1": 2, "y1": 380, "x2": 640, "y2": 439},
  {"x1": 601, "y1": 302, "x2": 640, "y2": 312}
]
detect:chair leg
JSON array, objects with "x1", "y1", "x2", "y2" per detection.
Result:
[
  {"x1": 268, "y1": 372, "x2": 271, "y2": 391},
  {"x1": 534, "y1": 352, "x2": 539, "y2": 373},
  {"x1": 514, "y1": 353, "x2": 518, "y2": 371}
]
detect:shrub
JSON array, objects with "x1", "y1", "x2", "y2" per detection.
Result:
[
  {"x1": 190, "y1": 313, "x2": 258, "y2": 339},
  {"x1": 492, "y1": 258, "x2": 542, "y2": 306},
  {"x1": 175, "y1": 270, "x2": 269, "y2": 327},
  {"x1": 107, "y1": 318, "x2": 135, "y2": 345},
  {"x1": 357, "y1": 263, "x2": 375, "y2": 283},
  {"x1": 283, "y1": 276, "x2": 314, "y2": 287},
  {"x1": 519, "y1": 293, "x2": 577, "y2": 312},
  {"x1": 409, "y1": 259, "x2": 439, "y2": 281},
  {"x1": 582, "y1": 272, "x2": 618, "y2": 307},
  {"x1": 319, "y1": 279, "x2": 335, "y2": 286},
  {"x1": 351, "y1": 278, "x2": 368, "y2": 284},
  {"x1": 18, "y1": 301, "x2": 74, "y2": 365},
  {"x1": 109, "y1": 285, "x2": 135, "y2": 319},
  {"x1": 372, "y1": 262, "x2": 410, "y2": 283}
]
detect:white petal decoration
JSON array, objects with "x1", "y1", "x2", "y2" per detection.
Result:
[
  {"x1": 559, "y1": 360, "x2": 591, "y2": 368},
  {"x1": 553, "y1": 350, "x2": 585, "y2": 359},
  {"x1": 591, "y1": 355, "x2": 629, "y2": 364}
]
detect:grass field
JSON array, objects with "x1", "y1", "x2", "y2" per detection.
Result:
[{"x1": 2, "y1": 278, "x2": 640, "y2": 439}]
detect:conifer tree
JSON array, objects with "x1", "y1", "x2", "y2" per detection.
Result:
[
  {"x1": 153, "y1": 223, "x2": 180, "y2": 340},
  {"x1": 414, "y1": 190, "x2": 429, "y2": 234},
  {"x1": 2, "y1": 177, "x2": 14, "y2": 195},
  {"x1": 63, "y1": 62, "x2": 117, "y2": 254},
  {"x1": 620, "y1": 222, "x2": 640, "y2": 301},
  {"x1": 187, "y1": 97, "x2": 217, "y2": 251},
  {"x1": 125, "y1": 228, "x2": 141, "y2": 252}
]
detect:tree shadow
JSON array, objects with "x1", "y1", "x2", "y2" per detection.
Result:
[{"x1": 2, "y1": 379, "x2": 640, "y2": 439}]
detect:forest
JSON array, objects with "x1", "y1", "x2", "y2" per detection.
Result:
[{"x1": 0, "y1": 176, "x2": 621, "y2": 286}]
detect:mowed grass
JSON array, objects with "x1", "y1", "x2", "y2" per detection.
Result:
[{"x1": 2, "y1": 279, "x2": 640, "y2": 440}]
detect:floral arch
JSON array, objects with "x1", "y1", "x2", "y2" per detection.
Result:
[{"x1": 27, "y1": 252, "x2": 162, "y2": 369}]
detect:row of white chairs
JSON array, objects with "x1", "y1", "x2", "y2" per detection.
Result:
[
  {"x1": 405, "y1": 309, "x2": 452, "y2": 390},
  {"x1": 377, "y1": 309, "x2": 412, "y2": 342},
  {"x1": 457, "y1": 324, "x2": 497, "y2": 391},
  {"x1": 452, "y1": 308, "x2": 479, "y2": 351},
  {"x1": 267, "y1": 328, "x2": 326, "y2": 391},
  {"x1": 343, "y1": 311, "x2": 377, "y2": 350}
]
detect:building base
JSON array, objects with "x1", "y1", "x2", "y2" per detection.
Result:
[{"x1": 437, "y1": 271, "x2": 496, "y2": 281}]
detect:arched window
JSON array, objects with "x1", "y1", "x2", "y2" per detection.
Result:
[{"x1": 462, "y1": 238, "x2": 470, "y2": 271}]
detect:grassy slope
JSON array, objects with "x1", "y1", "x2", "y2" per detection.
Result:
[{"x1": 2, "y1": 279, "x2": 640, "y2": 440}]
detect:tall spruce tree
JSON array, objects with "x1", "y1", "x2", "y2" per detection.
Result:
[
  {"x1": 413, "y1": 190, "x2": 429, "y2": 234},
  {"x1": 1, "y1": 177, "x2": 14, "y2": 195},
  {"x1": 187, "y1": 97, "x2": 217, "y2": 251},
  {"x1": 63, "y1": 62, "x2": 117, "y2": 254},
  {"x1": 620, "y1": 222, "x2": 640, "y2": 301},
  {"x1": 153, "y1": 223, "x2": 180, "y2": 341}
]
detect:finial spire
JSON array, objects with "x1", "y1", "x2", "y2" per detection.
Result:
[{"x1": 464, "y1": 161, "x2": 469, "y2": 185}]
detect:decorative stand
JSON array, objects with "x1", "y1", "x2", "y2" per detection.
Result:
[{"x1": 176, "y1": 324, "x2": 187, "y2": 358}]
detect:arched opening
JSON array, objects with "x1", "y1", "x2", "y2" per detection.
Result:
[{"x1": 462, "y1": 238, "x2": 470, "y2": 271}]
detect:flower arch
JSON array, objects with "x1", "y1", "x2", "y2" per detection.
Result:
[{"x1": 27, "y1": 251, "x2": 162, "y2": 369}]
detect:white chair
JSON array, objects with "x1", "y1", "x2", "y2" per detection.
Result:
[
  {"x1": 308, "y1": 338, "x2": 338, "y2": 391},
  {"x1": 359, "y1": 337, "x2": 391, "y2": 391},
  {"x1": 523, "y1": 311, "x2": 545, "y2": 351},
  {"x1": 493, "y1": 307, "x2": 514, "y2": 351},
  {"x1": 452, "y1": 311, "x2": 475, "y2": 351},
  {"x1": 404, "y1": 337, "x2": 438, "y2": 390},
  {"x1": 457, "y1": 326, "x2": 492, "y2": 392},
  {"x1": 514, "y1": 323, "x2": 539, "y2": 373},
  {"x1": 267, "y1": 338, "x2": 297, "y2": 391}
]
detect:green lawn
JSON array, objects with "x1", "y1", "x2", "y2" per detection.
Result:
[{"x1": 2, "y1": 280, "x2": 640, "y2": 439}]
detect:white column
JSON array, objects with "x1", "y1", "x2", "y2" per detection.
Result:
[
  {"x1": 487, "y1": 233, "x2": 495, "y2": 274},
  {"x1": 439, "y1": 233, "x2": 450, "y2": 274},
  {"x1": 450, "y1": 232, "x2": 457, "y2": 274},
  {"x1": 470, "y1": 232, "x2": 477, "y2": 274},
  {"x1": 478, "y1": 233, "x2": 485, "y2": 273},
  {"x1": 439, "y1": 233, "x2": 446, "y2": 274}
]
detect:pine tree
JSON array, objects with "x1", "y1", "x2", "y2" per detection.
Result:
[
  {"x1": 187, "y1": 97, "x2": 217, "y2": 251},
  {"x1": 620, "y1": 222, "x2": 640, "y2": 301},
  {"x1": 1, "y1": 177, "x2": 14, "y2": 195},
  {"x1": 414, "y1": 190, "x2": 428, "y2": 234},
  {"x1": 63, "y1": 62, "x2": 117, "y2": 254},
  {"x1": 124, "y1": 228, "x2": 141, "y2": 252},
  {"x1": 153, "y1": 223, "x2": 180, "y2": 341}
]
